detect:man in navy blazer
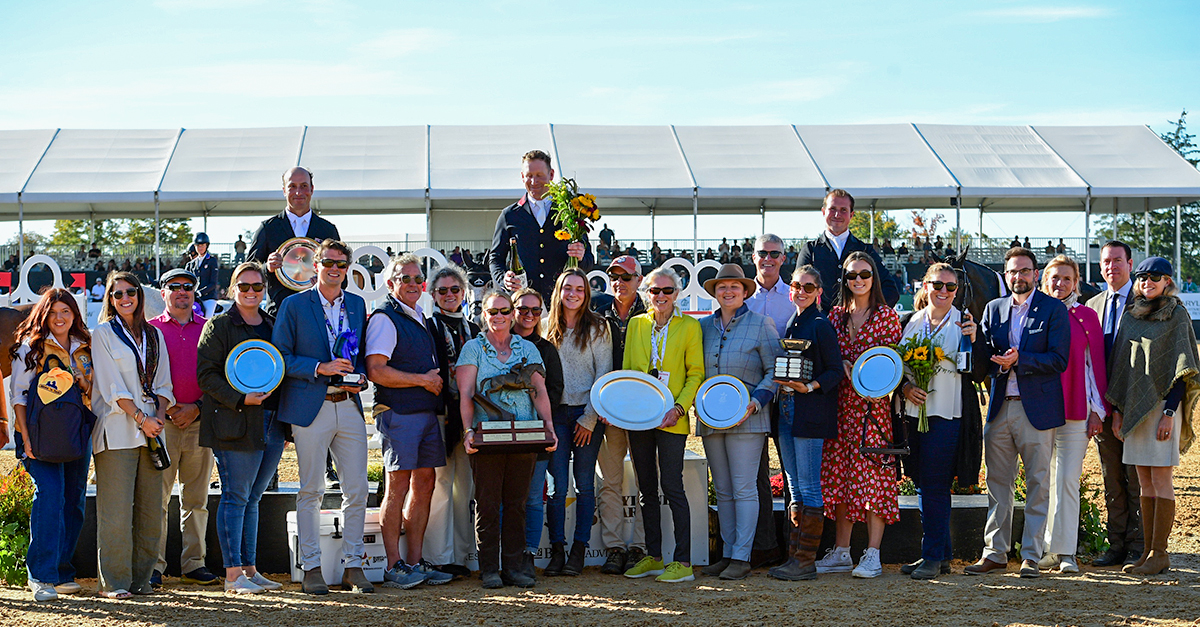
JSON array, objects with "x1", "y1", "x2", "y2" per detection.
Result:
[
  {"x1": 273, "y1": 239, "x2": 372, "y2": 595},
  {"x1": 796, "y1": 190, "x2": 900, "y2": 311},
  {"x1": 966, "y1": 248, "x2": 1069, "y2": 579}
]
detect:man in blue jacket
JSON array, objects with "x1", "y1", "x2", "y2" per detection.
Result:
[
  {"x1": 966, "y1": 247, "x2": 1069, "y2": 578},
  {"x1": 273, "y1": 239, "x2": 371, "y2": 595},
  {"x1": 796, "y1": 189, "x2": 899, "y2": 311}
]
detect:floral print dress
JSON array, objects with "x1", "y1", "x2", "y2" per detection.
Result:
[{"x1": 821, "y1": 304, "x2": 902, "y2": 524}]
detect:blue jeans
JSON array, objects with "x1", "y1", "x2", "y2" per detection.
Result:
[
  {"x1": 547, "y1": 406, "x2": 606, "y2": 546},
  {"x1": 212, "y1": 412, "x2": 286, "y2": 568},
  {"x1": 916, "y1": 417, "x2": 960, "y2": 562},
  {"x1": 22, "y1": 440, "x2": 91, "y2": 585},
  {"x1": 525, "y1": 458, "x2": 549, "y2": 552},
  {"x1": 777, "y1": 409, "x2": 824, "y2": 508}
]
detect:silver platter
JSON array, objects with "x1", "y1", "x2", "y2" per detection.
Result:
[
  {"x1": 590, "y1": 370, "x2": 674, "y2": 431},
  {"x1": 276, "y1": 237, "x2": 319, "y2": 291},
  {"x1": 695, "y1": 375, "x2": 751, "y2": 430},
  {"x1": 851, "y1": 346, "x2": 904, "y2": 399}
]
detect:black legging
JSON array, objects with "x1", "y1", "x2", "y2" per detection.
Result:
[{"x1": 628, "y1": 429, "x2": 690, "y2": 563}]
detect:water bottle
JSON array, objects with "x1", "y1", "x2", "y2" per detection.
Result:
[{"x1": 956, "y1": 315, "x2": 973, "y2": 375}]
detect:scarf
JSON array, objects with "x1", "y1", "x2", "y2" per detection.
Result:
[
  {"x1": 1105, "y1": 294, "x2": 1198, "y2": 452},
  {"x1": 109, "y1": 319, "x2": 161, "y2": 409},
  {"x1": 1059, "y1": 292, "x2": 1079, "y2": 309}
]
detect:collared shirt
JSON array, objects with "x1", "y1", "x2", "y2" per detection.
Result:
[
  {"x1": 527, "y1": 194, "x2": 551, "y2": 227},
  {"x1": 456, "y1": 332, "x2": 544, "y2": 423},
  {"x1": 745, "y1": 276, "x2": 793, "y2": 337},
  {"x1": 826, "y1": 229, "x2": 851, "y2": 259},
  {"x1": 9, "y1": 335, "x2": 87, "y2": 408},
  {"x1": 149, "y1": 310, "x2": 205, "y2": 405},
  {"x1": 365, "y1": 297, "x2": 437, "y2": 365},
  {"x1": 1103, "y1": 280, "x2": 1133, "y2": 336},
  {"x1": 287, "y1": 209, "x2": 312, "y2": 238},
  {"x1": 1005, "y1": 295, "x2": 1032, "y2": 397},
  {"x1": 316, "y1": 288, "x2": 346, "y2": 391}
]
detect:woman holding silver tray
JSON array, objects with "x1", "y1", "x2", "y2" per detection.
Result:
[
  {"x1": 769, "y1": 265, "x2": 843, "y2": 581},
  {"x1": 816, "y1": 252, "x2": 901, "y2": 579},
  {"x1": 696, "y1": 264, "x2": 780, "y2": 581},
  {"x1": 542, "y1": 269, "x2": 614, "y2": 576},
  {"x1": 196, "y1": 262, "x2": 285, "y2": 594},
  {"x1": 456, "y1": 290, "x2": 557, "y2": 590},
  {"x1": 620, "y1": 267, "x2": 705, "y2": 584}
]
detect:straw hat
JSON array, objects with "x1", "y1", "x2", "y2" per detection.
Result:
[{"x1": 703, "y1": 263, "x2": 757, "y2": 298}]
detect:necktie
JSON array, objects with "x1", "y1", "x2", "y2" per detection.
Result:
[{"x1": 1105, "y1": 292, "x2": 1118, "y2": 355}]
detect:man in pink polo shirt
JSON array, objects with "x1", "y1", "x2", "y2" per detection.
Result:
[{"x1": 148, "y1": 268, "x2": 219, "y2": 587}]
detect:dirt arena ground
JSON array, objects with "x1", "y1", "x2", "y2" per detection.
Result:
[{"x1": 2, "y1": 434, "x2": 1199, "y2": 626}]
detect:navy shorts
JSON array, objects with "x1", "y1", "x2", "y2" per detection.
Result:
[{"x1": 377, "y1": 409, "x2": 447, "y2": 471}]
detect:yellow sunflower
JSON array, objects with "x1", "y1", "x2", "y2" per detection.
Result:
[
  {"x1": 934, "y1": 347, "x2": 945, "y2": 361},
  {"x1": 570, "y1": 198, "x2": 582, "y2": 210},
  {"x1": 903, "y1": 350, "x2": 914, "y2": 361},
  {"x1": 913, "y1": 346, "x2": 929, "y2": 361},
  {"x1": 554, "y1": 229, "x2": 572, "y2": 241},
  {"x1": 579, "y1": 194, "x2": 595, "y2": 209}
]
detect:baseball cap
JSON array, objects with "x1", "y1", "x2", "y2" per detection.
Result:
[{"x1": 607, "y1": 255, "x2": 641, "y2": 276}]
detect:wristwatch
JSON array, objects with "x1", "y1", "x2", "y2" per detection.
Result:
[{"x1": 1164, "y1": 409, "x2": 1176, "y2": 417}]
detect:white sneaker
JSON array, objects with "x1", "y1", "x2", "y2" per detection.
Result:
[
  {"x1": 248, "y1": 573, "x2": 283, "y2": 590},
  {"x1": 224, "y1": 575, "x2": 265, "y2": 595},
  {"x1": 815, "y1": 547, "x2": 853, "y2": 573},
  {"x1": 1057, "y1": 555, "x2": 1079, "y2": 574},
  {"x1": 29, "y1": 578, "x2": 58, "y2": 602},
  {"x1": 852, "y1": 548, "x2": 883, "y2": 579}
]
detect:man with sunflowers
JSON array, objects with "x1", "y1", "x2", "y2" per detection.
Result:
[{"x1": 489, "y1": 150, "x2": 595, "y2": 299}]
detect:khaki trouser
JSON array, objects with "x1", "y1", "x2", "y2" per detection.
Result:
[
  {"x1": 95, "y1": 446, "x2": 162, "y2": 593},
  {"x1": 596, "y1": 425, "x2": 646, "y2": 551},
  {"x1": 982, "y1": 399, "x2": 1055, "y2": 564},
  {"x1": 156, "y1": 419, "x2": 216, "y2": 574}
]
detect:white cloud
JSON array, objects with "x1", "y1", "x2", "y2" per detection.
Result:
[
  {"x1": 971, "y1": 5, "x2": 1112, "y2": 22},
  {"x1": 352, "y1": 28, "x2": 452, "y2": 59}
]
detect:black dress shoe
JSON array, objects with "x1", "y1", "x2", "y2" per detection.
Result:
[
  {"x1": 1124, "y1": 549, "x2": 1142, "y2": 565},
  {"x1": 435, "y1": 563, "x2": 472, "y2": 579},
  {"x1": 1092, "y1": 549, "x2": 1126, "y2": 567}
]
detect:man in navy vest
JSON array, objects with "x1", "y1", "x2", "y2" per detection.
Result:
[{"x1": 365, "y1": 253, "x2": 454, "y2": 589}]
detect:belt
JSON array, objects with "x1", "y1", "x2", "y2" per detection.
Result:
[
  {"x1": 326, "y1": 391, "x2": 351, "y2": 403},
  {"x1": 1005, "y1": 395, "x2": 1021, "y2": 401}
]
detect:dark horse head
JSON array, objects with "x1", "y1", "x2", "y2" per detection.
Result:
[{"x1": 940, "y1": 246, "x2": 1102, "y2": 318}]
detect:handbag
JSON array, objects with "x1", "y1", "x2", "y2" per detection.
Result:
[{"x1": 24, "y1": 354, "x2": 97, "y2": 463}]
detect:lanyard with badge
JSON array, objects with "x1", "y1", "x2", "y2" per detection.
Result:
[
  {"x1": 322, "y1": 297, "x2": 346, "y2": 350},
  {"x1": 649, "y1": 316, "x2": 671, "y2": 387}
]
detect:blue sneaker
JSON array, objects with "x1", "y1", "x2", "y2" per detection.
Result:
[
  {"x1": 416, "y1": 560, "x2": 454, "y2": 585},
  {"x1": 383, "y1": 560, "x2": 426, "y2": 589}
]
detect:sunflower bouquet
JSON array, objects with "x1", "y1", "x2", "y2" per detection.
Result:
[
  {"x1": 544, "y1": 177, "x2": 599, "y2": 268},
  {"x1": 893, "y1": 333, "x2": 948, "y2": 432}
]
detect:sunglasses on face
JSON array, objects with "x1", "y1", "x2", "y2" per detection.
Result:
[
  {"x1": 647, "y1": 287, "x2": 676, "y2": 295},
  {"x1": 319, "y1": 258, "x2": 350, "y2": 269},
  {"x1": 756, "y1": 250, "x2": 783, "y2": 259},
  {"x1": 843, "y1": 270, "x2": 873, "y2": 281},
  {"x1": 790, "y1": 281, "x2": 818, "y2": 294},
  {"x1": 434, "y1": 285, "x2": 462, "y2": 295},
  {"x1": 486, "y1": 307, "x2": 514, "y2": 316},
  {"x1": 396, "y1": 274, "x2": 424, "y2": 285},
  {"x1": 111, "y1": 288, "x2": 139, "y2": 300},
  {"x1": 1137, "y1": 273, "x2": 1166, "y2": 283},
  {"x1": 516, "y1": 306, "x2": 543, "y2": 316},
  {"x1": 608, "y1": 273, "x2": 636, "y2": 282},
  {"x1": 927, "y1": 281, "x2": 958, "y2": 292},
  {"x1": 237, "y1": 282, "x2": 265, "y2": 293},
  {"x1": 165, "y1": 283, "x2": 195, "y2": 292}
]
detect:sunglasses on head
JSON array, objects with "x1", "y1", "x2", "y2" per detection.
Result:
[
  {"x1": 927, "y1": 281, "x2": 958, "y2": 292},
  {"x1": 319, "y1": 258, "x2": 350, "y2": 269},
  {"x1": 434, "y1": 285, "x2": 461, "y2": 295},
  {"x1": 516, "y1": 306, "x2": 543, "y2": 316},
  {"x1": 843, "y1": 270, "x2": 873, "y2": 281},
  {"x1": 111, "y1": 288, "x2": 139, "y2": 300},
  {"x1": 165, "y1": 283, "x2": 194, "y2": 292},
  {"x1": 486, "y1": 307, "x2": 514, "y2": 316},
  {"x1": 1137, "y1": 272, "x2": 1167, "y2": 282},
  {"x1": 608, "y1": 272, "x2": 636, "y2": 282},
  {"x1": 789, "y1": 281, "x2": 818, "y2": 294},
  {"x1": 396, "y1": 274, "x2": 424, "y2": 285},
  {"x1": 237, "y1": 282, "x2": 265, "y2": 293},
  {"x1": 648, "y1": 287, "x2": 676, "y2": 295},
  {"x1": 756, "y1": 250, "x2": 783, "y2": 259}
]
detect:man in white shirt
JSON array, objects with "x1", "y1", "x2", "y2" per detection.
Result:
[
  {"x1": 1084, "y1": 240, "x2": 1143, "y2": 567},
  {"x1": 796, "y1": 190, "x2": 899, "y2": 311}
]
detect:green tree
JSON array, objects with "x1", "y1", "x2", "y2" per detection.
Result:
[
  {"x1": 1095, "y1": 110, "x2": 1200, "y2": 279},
  {"x1": 849, "y1": 210, "x2": 903, "y2": 243},
  {"x1": 49, "y1": 219, "x2": 123, "y2": 247},
  {"x1": 49, "y1": 218, "x2": 192, "y2": 247},
  {"x1": 124, "y1": 218, "x2": 192, "y2": 245}
]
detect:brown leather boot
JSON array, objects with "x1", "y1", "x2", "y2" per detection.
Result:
[
  {"x1": 769, "y1": 504, "x2": 804, "y2": 580},
  {"x1": 1131, "y1": 498, "x2": 1174, "y2": 575},
  {"x1": 341, "y1": 567, "x2": 374, "y2": 593},
  {"x1": 769, "y1": 505, "x2": 821, "y2": 581},
  {"x1": 1123, "y1": 497, "x2": 1155, "y2": 573}
]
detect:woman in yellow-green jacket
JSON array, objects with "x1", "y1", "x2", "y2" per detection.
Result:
[{"x1": 619, "y1": 266, "x2": 705, "y2": 583}]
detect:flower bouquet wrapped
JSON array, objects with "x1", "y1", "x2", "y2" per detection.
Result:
[
  {"x1": 893, "y1": 333, "x2": 947, "y2": 432},
  {"x1": 543, "y1": 177, "x2": 599, "y2": 268}
]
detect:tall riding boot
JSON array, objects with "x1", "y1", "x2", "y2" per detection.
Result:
[
  {"x1": 1132, "y1": 498, "x2": 1174, "y2": 575},
  {"x1": 768, "y1": 503, "x2": 803, "y2": 580},
  {"x1": 1123, "y1": 497, "x2": 1155, "y2": 572},
  {"x1": 769, "y1": 504, "x2": 821, "y2": 581}
]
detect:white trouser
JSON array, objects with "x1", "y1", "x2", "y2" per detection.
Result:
[
  {"x1": 1045, "y1": 417, "x2": 1089, "y2": 555},
  {"x1": 293, "y1": 399, "x2": 369, "y2": 571},
  {"x1": 982, "y1": 400, "x2": 1055, "y2": 564},
  {"x1": 202, "y1": 299, "x2": 218, "y2": 318},
  {"x1": 596, "y1": 424, "x2": 645, "y2": 551},
  {"x1": 426, "y1": 438, "x2": 475, "y2": 565}
]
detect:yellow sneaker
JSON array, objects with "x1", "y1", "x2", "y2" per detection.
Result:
[
  {"x1": 655, "y1": 561, "x2": 695, "y2": 583},
  {"x1": 623, "y1": 556, "x2": 665, "y2": 578}
]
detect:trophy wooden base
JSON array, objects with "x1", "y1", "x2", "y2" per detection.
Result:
[{"x1": 473, "y1": 420, "x2": 555, "y2": 454}]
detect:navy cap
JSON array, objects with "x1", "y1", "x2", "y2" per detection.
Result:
[
  {"x1": 160, "y1": 268, "x2": 197, "y2": 285},
  {"x1": 1134, "y1": 256, "x2": 1173, "y2": 277}
]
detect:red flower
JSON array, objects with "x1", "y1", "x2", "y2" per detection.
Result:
[{"x1": 769, "y1": 473, "x2": 785, "y2": 498}]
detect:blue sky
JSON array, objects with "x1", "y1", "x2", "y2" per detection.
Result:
[{"x1": 2, "y1": 0, "x2": 1197, "y2": 244}]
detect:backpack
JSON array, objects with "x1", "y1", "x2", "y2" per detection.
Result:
[{"x1": 24, "y1": 353, "x2": 97, "y2": 463}]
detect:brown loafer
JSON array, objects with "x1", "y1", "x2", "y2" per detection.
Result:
[
  {"x1": 964, "y1": 557, "x2": 1007, "y2": 575},
  {"x1": 301, "y1": 567, "x2": 329, "y2": 595},
  {"x1": 341, "y1": 567, "x2": 374, "y2": 593}
]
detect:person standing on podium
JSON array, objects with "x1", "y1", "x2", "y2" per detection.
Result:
[{"x1": 489, "y1": 150, "x2": 594, "y2": 299}]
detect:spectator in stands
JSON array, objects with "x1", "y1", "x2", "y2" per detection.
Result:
[
  {"x1": 882, "y1": 240, "x2": 895, "y2": 255},
  {"x1": 922, "y1": 238, "x2": 933, "y2": 252},
  {"x1": 1183, "y1": 276, "x2": 1198, "y2": 293},
  {"x1": 88, "y1": 242, "x2": 101, "y2": 260},
  {"x1": 719, "y1": 238, "x2": 730, "y2": 257},
  {"x1": 650, "y1": 242, "x2": 661, "y2": 261},
  {"x1": 730, "y1": 248, "x2": 743, "y2": 265},
  {"x1": 450, "y1": 247, "x2": 463, "y2": 266},
  {"x1": 107, "y1": 259, "x2": 117, "y2": 273},
  {"x1": 599, "y1": 223, "x2": 615, "y2": 249},
  {"x1": 597, "y1": 242, "x2": 612, "y2": 266},
  {"x1": 1010, "y1": 236, "x2": 1022, "y2": 249},
  {"x1": 897, "y1": 242, "x2": 909, "y2": 256},
  {"x1": 121, "y1": 259, "x2": 132, "y2": 272},
  {"x1": 233, "y1": 235, "x2": 247, "y2": 263},
  {"x1": 934, "y1": 236, "x2": 944, "y2": 252},
  {"x1": 76, "y1": 244, "x2": 87, "y2": 267},
  {"x1": 4, "y1": 254, "x2": 17, "y2": 271},
  {"x1": 871, "y1": 238, "x2": 880, "y2": 250},
  {"x1": 705, "y1": 248, "x2": 716, "y2": 261},
  {"x1": 91, "y1": 278, "x2": 106, "y2": 301},
  {"x1": 787, "y1": 245, "x2": 798, "y2": 264},
  {"x1": 1057, "y1": 238, "x2": 1067, "y2": 254},
  {"x1": 626, "y1": 243, "x2": 639, "y2": 259},
  {"x1": 1023, "y1": 236, "x2": 1031, "y2": 248},
  {"x1": 1045, "y1": 241, "x2": 1056, "y2": 256}
]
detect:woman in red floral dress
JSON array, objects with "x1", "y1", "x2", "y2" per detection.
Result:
[{"x1": 814, "y1": 251, "x2": 901, "y2": 579}]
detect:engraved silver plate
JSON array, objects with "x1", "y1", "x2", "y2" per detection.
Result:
[
  {"x1": 695, "y1": 375, "x2": 751, "y2": 430},
  {"x1": 590, "y1": 370, "x2": 674, "y2": 431}
]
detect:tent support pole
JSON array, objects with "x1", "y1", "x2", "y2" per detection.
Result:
[
  {"x1": 692, "y1": 188, "x2": 698, "y2": 261},
  {"x1": 425, "y1": 191, "x2": 431, "y2": 249},
  {"x1": 1112, "y1": 198, "x2": 1118, "y2": 240},
  {"x1": 89, "y1": 213, "x2": 95, "y2": 249},
  {"x1": 17, "y1": 196, "x2": 23, "y2": 266},
  {"x1": 650, "y1": 205, "x2": 655, "y2": 244},
  {"x1": 760, "y1": 204, "x2": 766, "y2": 234},
  {"x1": 955, "y1": 192, "x2": 962, "y2": 251},
  {"x1": 1144, "y1": 198, "x2": 1150, "y2": 257},
  {"x1": 1084, "y1": 194, "x2": 1092, "y2": 283},
  {"x1": 154, "y1": 195, "x2": 161, "y2": 279},
  {"x1": 978, "y1": 203, "x2": 984, "y2": 244},
  {"x1": 869, "y1": 202, "x2": 876, "y2": 244},
  {"x1": 1176, "y1": 199, "x2": 1182, "y2": 274}
]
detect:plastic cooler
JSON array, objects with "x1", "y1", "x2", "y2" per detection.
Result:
[{"x1": 286, "y1": 507, "x2": 388, "y2": 584}]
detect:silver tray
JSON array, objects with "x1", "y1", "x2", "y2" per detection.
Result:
[
  {"x1": 590, "y1": 370, "x2": 674, "y2": 431},
  {"x1": 851, "y1": 346, "x2": 904, "y2": 399},
  {"x1": 276, "y1": 237, "x2": 319, "y2": 291},
  {"x1": 695, "y1": 375, "x2": 751, "y2": 430}
]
